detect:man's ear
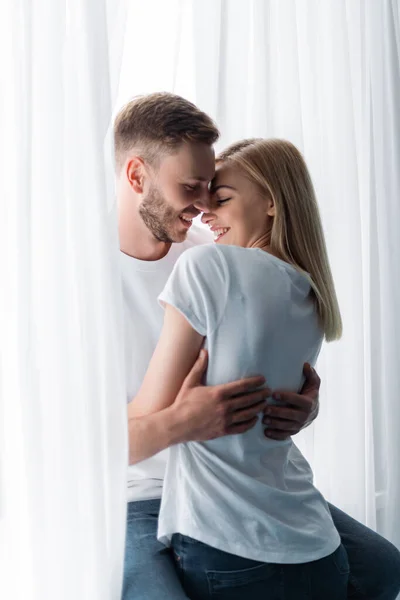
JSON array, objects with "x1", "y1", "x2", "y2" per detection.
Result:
[{"x1": 126, "y1": 157, "x2": 146, "y2": 194}]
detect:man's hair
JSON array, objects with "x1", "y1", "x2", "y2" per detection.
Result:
[{"x1": 113, "y1": 92, "x2": 219, "y2": 172}]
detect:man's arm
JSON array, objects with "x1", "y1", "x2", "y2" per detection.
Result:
[
  {"x1": 128, "y1": 305, "x2": 270, "y2": 465},
  {"x1": 128, "y1": 360, "x2": 320, "y2": 463},
  {"x1": 262, "y1": 363, "x2": 321, "y2": 440},
  {"x1": 128, "y1": 370, "x2": 270, "y2": 464},
  {"x1": 128, "y1": 409, "x2": 179, "y2": 465}
]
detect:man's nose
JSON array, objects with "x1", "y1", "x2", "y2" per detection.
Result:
[{"x1": 194, "y1": 189, "x2": 213, "y2": 213}]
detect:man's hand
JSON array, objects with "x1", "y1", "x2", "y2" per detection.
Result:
[
  {"x1": 168, "y1": 350, "x2": 271, "y2": 444},
  {"x1": 128, "y1": 349, "x2": 271, "y2": 465},
  {"x1": 261, "y1": 363, "x2": 321, "y2": 441}
]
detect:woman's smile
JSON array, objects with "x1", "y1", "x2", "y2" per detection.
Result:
[{"x1": 209, "y1": 225, "x2": 231, "y2": 242}]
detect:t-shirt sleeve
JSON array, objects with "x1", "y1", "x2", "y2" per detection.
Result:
[{"x1": 158, "y1": 245, "x2": 229, "y2": 336}]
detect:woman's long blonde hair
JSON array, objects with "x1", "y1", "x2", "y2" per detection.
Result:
[{"x1": 217, "y1": 138, "x2": 342, "y2": 341}]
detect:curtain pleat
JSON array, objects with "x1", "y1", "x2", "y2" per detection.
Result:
[{"x1": 0, "y1": 1, "x2": 128, "y2": 599}]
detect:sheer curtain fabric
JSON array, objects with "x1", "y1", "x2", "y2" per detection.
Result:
[{"x1": 0, "y1": 1, "x2": 127, "y2": 599}]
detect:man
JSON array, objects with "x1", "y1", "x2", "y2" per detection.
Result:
[{"x1": 116, "y1": 92, "x2": 400, "y2": 599}]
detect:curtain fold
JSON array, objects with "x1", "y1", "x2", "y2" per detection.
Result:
[{"x1": 0, "y1": 1, "x2": 127, "y2": 599}]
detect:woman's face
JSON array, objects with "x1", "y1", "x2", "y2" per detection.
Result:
[{"x1": 202, "y1": 162, "x2": 275, "y2": 248}]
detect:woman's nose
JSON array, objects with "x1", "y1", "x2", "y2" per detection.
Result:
[{"x1": 201, "y1": 211, "x2": 215, "y2": 225}]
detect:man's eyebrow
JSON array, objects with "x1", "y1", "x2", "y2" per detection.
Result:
[{"x1": 185, "y1": 176, "x2": 210, "y2": 182}]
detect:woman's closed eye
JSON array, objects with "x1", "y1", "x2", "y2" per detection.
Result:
[{"x1": 216, "y1": 197, "x2": 231, "y2": 205}]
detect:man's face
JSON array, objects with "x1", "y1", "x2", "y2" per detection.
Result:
[{"x1": 139, "y1": 142, "x2": 215, "y2": 243}]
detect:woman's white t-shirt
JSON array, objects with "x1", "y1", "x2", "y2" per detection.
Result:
[{"x1": 157, "y1": 243, "x2": 340, "y2": 564}]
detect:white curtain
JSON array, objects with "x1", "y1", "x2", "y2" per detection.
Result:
[
  {"x1": 1, "y1": 1, "x2": 398, "y2": 597},
  {"x1": 0, "y1": 1, "x2": 127, "y2": 599},
  {"x1": 118, "y1": 0, "x2": 400, "y2": 552}
]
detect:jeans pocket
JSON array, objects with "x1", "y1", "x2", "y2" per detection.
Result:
[
  {"x1": 206, "y1": 562, "x2": 279, "y2": 594},
  {"x1": 171, "y1": 534, "x2": 185, "y2": 568},
  {"x1": 332, "y1": 544, "x2": 350, "y2": 575}
]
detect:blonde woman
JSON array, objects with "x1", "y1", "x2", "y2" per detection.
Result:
[{"x1": 130, "y1": 138, "x2": 346, "y2": 599}]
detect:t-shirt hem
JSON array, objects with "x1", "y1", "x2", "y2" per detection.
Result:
[{"x1": 158, "y1": 526, "x2": 341, "y2": 564}]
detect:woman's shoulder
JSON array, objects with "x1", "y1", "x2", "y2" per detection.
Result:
[
  {"x1": 179, "y1": 243, "x2": 223, "y2": 268},
  {"x1": 214, "y1": 246, "x2": 311, "y2": 290},
  {"x1": 174, "y1": 244, "x2": 229, "y2": 290},
  {"x1": 181, "y1": 244, "x2": 270, "y2": 275},
  {"x1": 179, "y1": 244, "x2": 305, "y2": 284}
]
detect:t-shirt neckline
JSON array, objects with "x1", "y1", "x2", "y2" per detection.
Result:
[{"x1": 120, "y1": 243, "x2": 182, "y2": 272}]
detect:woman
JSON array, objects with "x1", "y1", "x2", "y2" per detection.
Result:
[{"x1": 130, "y1": 138, "x2": 347, "y2": 599}]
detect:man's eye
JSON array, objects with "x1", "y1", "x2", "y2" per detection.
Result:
[{"x1": 184, "y1": 184, "x2": 197, "y2": 192}]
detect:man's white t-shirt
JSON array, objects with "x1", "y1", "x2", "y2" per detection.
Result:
[
  {"x1": 156, "y1": 243, "x2": 341, "y2": 563},
  {"x1": 122, "y1": 224, "x2": 211, "y2": 502}
]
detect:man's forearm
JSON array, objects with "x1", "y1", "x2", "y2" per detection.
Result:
[{"x1": 128, "y1": 405, "x2": 184, "y2": 465}]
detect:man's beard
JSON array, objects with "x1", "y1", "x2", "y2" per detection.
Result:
[{"x1": 139, "y1": 183, "x2": 182, "y2": 243}]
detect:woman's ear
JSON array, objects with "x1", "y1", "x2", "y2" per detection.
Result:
[
  {"x1": 266, "y1": 197, "x2": 276, "y2": 217},
  {"x1": 126, "y1": 157, "x2": 146, "y2": 194}
]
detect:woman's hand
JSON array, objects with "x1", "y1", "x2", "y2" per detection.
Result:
[{"x1": 262, "y1": 363, "x2": 321, "y2": 440}]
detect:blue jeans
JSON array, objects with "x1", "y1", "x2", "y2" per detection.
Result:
[
  {"x1": 122, "y1": 499, "x2": 400, "y2": 600},
  {"x1": 172, "y1": 533, "x2": 349, "y2": 600}
]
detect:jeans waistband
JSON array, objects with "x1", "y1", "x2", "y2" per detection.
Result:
[{"x1": 127, "y1": 497, "x2": 161, "y2": 512}]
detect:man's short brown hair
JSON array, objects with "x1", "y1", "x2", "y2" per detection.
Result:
[{"x1": 113, "y1": 92, "x2": 219, "y2": 172}]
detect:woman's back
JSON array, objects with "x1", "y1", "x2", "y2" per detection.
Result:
[
  {"x1": 205, "y1": 243, "x2": 321, "y2": 393},
  {"x1": 158, "y1": 243, "x2": 340, "y2": 564}
]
